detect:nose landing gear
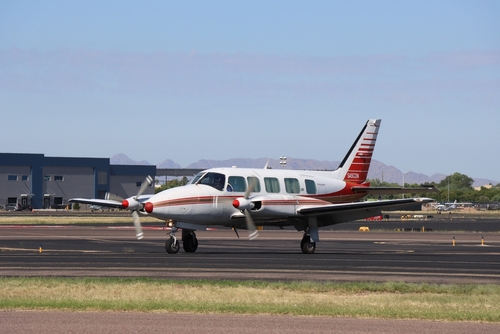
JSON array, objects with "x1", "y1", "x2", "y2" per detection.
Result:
[
  {"x1": 164, "y1": 225, "x2": 198, "y2": 254},
  {"x1": 301, "y1": 233, "x2": 316, "y2": 254},
  {"x1": 165, "y1": 226, "x2": 180, "y2": 254}
]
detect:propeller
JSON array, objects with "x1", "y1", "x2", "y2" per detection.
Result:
[
  {"x1": 118, "y1": 175, "x2": 153, "y2": 240},
  {"x1": 232, "y1": 176, "x2": 258, "y2": 240}
]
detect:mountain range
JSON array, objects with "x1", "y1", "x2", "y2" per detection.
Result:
[{"x1": 110, "y1": 154, "x2": 497, "y2": 187}]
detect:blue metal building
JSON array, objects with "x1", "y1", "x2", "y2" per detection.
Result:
[{"x1": 0, "y1": 153, "x2": 155, "y2": 209}]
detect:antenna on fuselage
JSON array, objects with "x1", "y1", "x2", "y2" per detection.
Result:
[{"x1": 263, "y1": 158, "x2": 270, "y2": 169}]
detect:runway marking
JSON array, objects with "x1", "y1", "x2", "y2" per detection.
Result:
[{"x1": 0, "y1": 247, "x2": 112, "y2": 253}]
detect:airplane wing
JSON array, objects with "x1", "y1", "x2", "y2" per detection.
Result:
[
  {"x1": 297, "y1": 198, "x2": 434, "y2": 227},
  {"x1": 69, "y1": 194, "x2": 154, "y2": 209},
  {"x1": 69, "y1": 198, "x2": 124, "y2": 209},
  {"x1": 351, "y1": 185, "x2": 439, "y2": 195}
]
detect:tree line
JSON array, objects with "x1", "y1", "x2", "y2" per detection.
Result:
[{"x1": 368, "y1": 172, "x2": 500, "y2": 203}]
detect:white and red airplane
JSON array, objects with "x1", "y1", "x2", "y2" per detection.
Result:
[{"x1": 70, "y1": 119, "x2": 437, "y2": 254}]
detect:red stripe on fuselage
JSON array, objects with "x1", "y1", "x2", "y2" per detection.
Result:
[{"x1": 152, "y1": 186, "x2": 368, "y2": 211}]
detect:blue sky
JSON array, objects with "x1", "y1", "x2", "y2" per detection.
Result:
[{"x1": 1, "y1": 0, "x2": 499, "y2": 181}]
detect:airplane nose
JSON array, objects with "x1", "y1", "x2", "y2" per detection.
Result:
[{"x1": 145, "y1": 202, "x2": 154, "y2": 213}]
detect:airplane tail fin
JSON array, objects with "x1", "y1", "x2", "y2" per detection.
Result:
[{"x1": 334, "y1": 119, "x2": 381, "y2": 184}]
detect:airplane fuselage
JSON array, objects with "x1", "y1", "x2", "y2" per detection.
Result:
[{"x1": 146, "y1": 167, "x2": 367, "y2": 227}]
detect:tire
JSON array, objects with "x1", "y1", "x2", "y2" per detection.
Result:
[
  {"x1": 183, "y1": 234, "x2": 198, "y2": 253},
  {"x1": 301, "y1": 235, "x2": 316, "y2": 254},
  {"x1": 165, "y1": 237, "x2": 180, "y2": 254}
]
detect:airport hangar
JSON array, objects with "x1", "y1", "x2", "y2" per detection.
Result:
[{"x1": 0, "y1": 153, "x2": 201, "y2": 210}]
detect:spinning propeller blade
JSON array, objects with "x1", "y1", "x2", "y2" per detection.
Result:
[
  {"x1": 245, "y1": 176, "x2": 259, "y2": 240},
  {"x1": 137, "y1": 175, "x2": 153, "y2": 197},
  {"x1": 105, "y1": 192, "x2": 124, "y2": 202},
  {"x1": 132, "y1": 210, "x2": 144, "y2": 240},
  {"x1": 120, "y1": 175, "x2": 152, "y2": 240}
]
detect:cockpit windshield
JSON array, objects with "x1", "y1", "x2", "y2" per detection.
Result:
[
  {"x1": 196, "y1": 172, "x2": 226, "y2": 191},
  {"x1": 190, "y1": 172, "x2": 205, "y2": 185}
]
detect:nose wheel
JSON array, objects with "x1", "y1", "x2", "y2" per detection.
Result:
[
  {"x1": 165, "y1": 236, "x2": 180, "y2": 254},
  {"x1": 165, "y1": 226, "x2": 180, "y2": 254},
  {"x1": 301, "y1": 234, "x2": 316, "y2": 254}
]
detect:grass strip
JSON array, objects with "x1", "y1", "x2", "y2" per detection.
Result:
[{"x1": 1, "y1": 277, "x2": 499, "y2": 322}]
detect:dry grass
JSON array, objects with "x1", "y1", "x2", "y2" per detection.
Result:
[{"x1": 1, "y1": 278, "x2": 500, "y2": 321}]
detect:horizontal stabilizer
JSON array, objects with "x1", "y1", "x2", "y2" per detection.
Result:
[{"x1": 351, "y1": 185, "x2": 439, "y2": 195}]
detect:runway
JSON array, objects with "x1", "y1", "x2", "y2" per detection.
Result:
[{"x1": 1, "y1": 225, "x2": 500, "y2": 284}]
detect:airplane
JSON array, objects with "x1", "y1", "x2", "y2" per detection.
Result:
[
  {"x1": 70, "y1": 119, "x2": 438, "y2": 254},
  {"x1": 433, "y1": 200, "x2": 458, "y2": 212}
]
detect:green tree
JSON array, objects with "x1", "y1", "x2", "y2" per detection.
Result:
[
  {"x1": 438, "y1": 172, "x2": 474, "y2": 191},
  {"x1": 155, "y1": 177, "x2": 189, "y2": 193}
]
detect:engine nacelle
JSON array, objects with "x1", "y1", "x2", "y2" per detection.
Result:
[
  {"x1": 122, "y1": 198, "x2": 142, "y2": 211},
  {"x1": 232, "y1": 198, "x2": 255, "y2": 211}
]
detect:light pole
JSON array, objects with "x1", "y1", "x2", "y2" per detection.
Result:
[
  {"x1": 402, "y1": 172, "x2": 407, "y2": 199},
  {"x1": 279, "y1": 156, "x2": 287, "y2": 168},
  {"x1": 448, "y1": 176, "x2": 450, "y2": 203}
]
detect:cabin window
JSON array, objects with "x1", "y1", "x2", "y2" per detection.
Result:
[
  {"x1": 197, "y1": 172, "x2": 226, "y2": 191},
  {"x1": 228, "y1": 176, "x2": 246, "y2": 192},
  {"x1": 285, "y1": 178, "x2": 300, "y2": 193},
  {"x1": 305, "y1": 179, "x2": 317, "y2": 194},
  {"x1": 247, "y1": 176, "x2": 261, "y2": 193},
  {"x1": 54, "y1": 175, "x2": 64, "y2": 181},
  {"x1": 264, "y1": 177, "x2": 280, "y2": 193},
  {"x1": 22, "y1": 175, "x2": 29, "y2": 181},
  {"x1": 8, "y1": 175, "x2": 18, "y2": 181}
]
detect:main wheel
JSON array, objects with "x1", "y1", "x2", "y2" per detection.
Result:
[
  {"x1": 165, "y1": 237, "x2": 180, "y2": 254},
  {"x1": 183, "y1": 233, "x2": 198, "y2": 253},
  {"x1": 301, "y1": 235, "x2": 316, "y2": 254}
]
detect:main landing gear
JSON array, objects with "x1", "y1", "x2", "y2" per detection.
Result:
[
  {"x1": 164, "y1": 226, "x2": 198, "y2": 254},
  {"x1": 301, "y1": 233, "x2": 316, "y2": 254},
  {"x1": 182, "y1": 229, "x2": 198, "y2": 253}
]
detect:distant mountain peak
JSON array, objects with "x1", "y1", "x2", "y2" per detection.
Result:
[
  {"x1": 112, "y1": 154, "x2": 497, "y2": 187},
  {"x1": 157, "y1": 159, "x2": 181, "y2": 169},
  {"x1": 110, "y1": 153, "x2": 151, "y2": 165}
]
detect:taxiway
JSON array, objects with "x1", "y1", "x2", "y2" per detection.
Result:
[{"x1": 1, "y1": 225, "x2": 500, "y2": 284}]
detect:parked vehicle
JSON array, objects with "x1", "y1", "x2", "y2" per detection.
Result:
[
  {"x1": 89, "y1": 205, "x2": 103, "y2": 212},
  {"x1": 5, "y1": 203, "x2": 19, "y2": 211}
]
